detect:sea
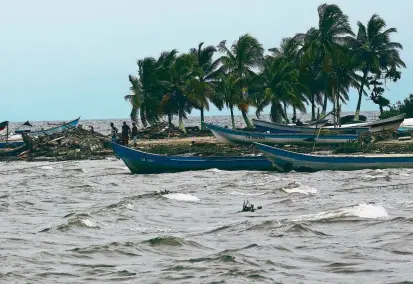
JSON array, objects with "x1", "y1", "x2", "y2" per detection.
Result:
[{"x1": 3, "y1": 112, "x2": 413, "y2": 284}]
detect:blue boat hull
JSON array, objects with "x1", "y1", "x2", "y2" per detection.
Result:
[
  {"x1": 0, "y1": 140, "x2": 25, "y2": 149},
  {"x1": 111, "y1": 142, "x2": 274, "y2": 174},
  {"x1": 255, "y1": 142, "x2": 413, "y2": 172}
]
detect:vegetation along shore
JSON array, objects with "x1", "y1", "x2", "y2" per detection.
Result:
[{"x1": 124, "y1": 3, "x2": 407, "y2": 131}]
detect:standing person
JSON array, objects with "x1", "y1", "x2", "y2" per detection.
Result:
[
  {"x1": 121, "y1": 121, "x2": 131, "y2": 146},
  {"x1": 110, "y1": 123, "x2": 118, "y2": 142},
  {"x1": 131, "y1": 122, "x2": 138, "y2": 147}
]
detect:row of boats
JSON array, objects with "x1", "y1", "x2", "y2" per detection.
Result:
[
  {"x1": 111, "y1": 113, "x2": 413, "y2": 174},
  {"x1": 3, "y1": 114, "x2": 413, "y2": 173}
]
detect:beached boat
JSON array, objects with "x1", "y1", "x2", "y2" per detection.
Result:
[
  {"x1": 0, "y1": 117, "x2": 80, "y2": 148},
  {"x1": 255, "y1": 142, "x2": 413, "y2": 172},
  {"x1": 324, "y1": 113, "x2": 406, "y2": 133},
  {"x1": 252, "y1": 119, "x2": 369, "y2": 134},
  {"x1": 204, "y1": 123, "x2": 359, "y2": 145},
  {"x1": 19, "y1": 117, "x2": 81, "y2": 136},
  {"x1": 111, "y1": 142, "x2": 274, "y2": 174},
  {"x1": 0, "y1": 134, "x2": 25, "y2": 149}
]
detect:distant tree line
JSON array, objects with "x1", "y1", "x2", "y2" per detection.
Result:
[{"x1": 125, "y1": 3, "x2": 406, "y2": 131}]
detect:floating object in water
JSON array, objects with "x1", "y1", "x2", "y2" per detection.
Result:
[{"x1": 241, "y1": 200, "x2": 262, "y2": 212}]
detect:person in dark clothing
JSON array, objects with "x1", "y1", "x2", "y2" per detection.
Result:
[
  {"x1": 121, "y1": 121, "x2": 131, "y2": 146},
  {"x1": 131, "y1": 122, "x2": 138, "y2": 147},
  {"x1": 110, "y1": 123, "x2": 118, "y2": 142}
]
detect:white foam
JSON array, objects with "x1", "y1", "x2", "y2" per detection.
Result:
[
  {"x1": 126, "y1": 203, "x2": 134, "y2": 210},
  {"x1": 206, "y1": 168, "x2": 222, "y2": 173},
  {"x1": 230, "y1": 191, "x2": 266, "y2": 196},
  {"x1": 81, "y1": 219, "x2": 98, "y2": 228},
  {"x1": 295, "y1": 203, "x2": 389, "y2": 222},
  {"x1": 40, "y1": 166, "x2": 54, "y2": 170},
  {"x1": 283, "y1": 184, "x2": 318, "y2": 195},
  {"x1": 163, "y1": 193, "x2": 200, "y2": 202},
  {"x1": 82, "y1": 169, "x2": 88, "y2": 173}
]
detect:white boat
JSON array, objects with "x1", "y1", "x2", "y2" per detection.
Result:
[
  {"x1": 324, "y1": 113, "x2": 406, "y2": 133},
  {"x1": 204, "y1": 123, "x2": 359, "y2": 145}
]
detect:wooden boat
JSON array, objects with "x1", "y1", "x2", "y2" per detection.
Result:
[
  {"x1": 111, "y1": 142, "x2": 274, "y2": 174},
  {"x1": 324, "y1": 113, "x2": 406, "y2": 133},
  {"x1": 0, "y1": 117, "x2": 80, "y2": 148},
  {"x1": 255, "y1": 142, "x2": 413, "y2": 172},
  {"x1": 204, "y1": 123, "x2": 359, "y2": 145},
  {"x1": 0, "y1": 134, "x2": 25, "y2": 149},
  {"x1": 19, "y1": 117, "x2": 80, "y2": 136},
  {"x1": 252, "y1": 119, "x2": 369, "y2": 134}
]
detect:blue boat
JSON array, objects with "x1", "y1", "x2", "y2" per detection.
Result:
[
  {"x1": 252, "y1": 119, "x2": 370, "y2": 134},
  {"x1": 111, "y1": 142, "x2": 274, "y2": 174},
  {"x1": 0, "y1": 117, "x2": 80, "y2": 149},
  {"x1": 255, "y1": 142, "x2": 413, "y2": 172},
  {"x1": 204, "y1": 123, "x2": 359, "y2": 145}
]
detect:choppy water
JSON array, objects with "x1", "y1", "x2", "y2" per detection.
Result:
[{"x1": 2, "y1": 157, "x2": 413, "y2": 283}]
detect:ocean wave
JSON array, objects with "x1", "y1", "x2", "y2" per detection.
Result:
[
  {"x1": 294, "y1": 203, "x2": 389, "y2": 223},
  {"x1": 286, "y1": 223, "x2": 329, "y2": 236},
  {"x1": 52, "y1": 214, "x2": 100, "y2": 231},
  {"x1": 39, "y1": 166, "x2": 54, "y2": 170},
  {"x1": 142, "y1": 236, "x2": 204, "y2": 248},
  {"x1": 70, "y1": 241, "x2": 141, "y2": 256},
  {"x1": 229, "y1": 191, "x2": 266, "y2": 196},
  {"x1": 205, "y1": 168, "x2": 222, "y2": 173},
  {"x1": 281, "y1": 182, "x2": 318, "y2": 195},
  {"x1": 163, "y1": 193, "x2": 200, "y2": 202}
]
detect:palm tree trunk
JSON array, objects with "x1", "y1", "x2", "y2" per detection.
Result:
[
  {"x1": 322, "y1": 94, "x2": 328, "y2": 116},
  {"x1": 283, "y1": 102, "x2": 289, "y2": 124},
  {"x1": 168, "y1": 113, "x2": 173, "y2": 129},
  {"x1": 379, "y1": 105, "x2": 384, "y2": 114},
  {"x1": 332, "y1": 88, "x2": 336, "y2": 128},
  {"x1": 292, "y1": 106, "x2": 297, "y2": 122},
  {"x1": 200, "y1": 107, "x2": 205, "y2": 130},
  {"x1": 355, "y1": 70, "x2": 368, "y2": 121},
  {"x1": 311, "y1": 94, "x2": 315, "y2": 121},
  {"x1": 178, "y1": 111, "x2": 186, "y2": 133},
  {"x1": 241, "y1": 110, "x2": 253, "y2": 128},
  {"x1": 230, "y1": 107, "x2": 236, "y2": 129}
]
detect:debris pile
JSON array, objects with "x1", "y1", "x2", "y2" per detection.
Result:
[
  {"x1": 22, "y1": 127, "x2": 113, "y2": 161},
  {"x1": 136, "y1": 122, "x2": 211, "y2": 140}
]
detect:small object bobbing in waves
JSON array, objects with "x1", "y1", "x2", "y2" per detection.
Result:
[
  {"x1": 155, "y1": 190, "x2": 172, "y2": 196},
  {"x1": 241, "y1": 200, "x2": 263, "y2": 212}
]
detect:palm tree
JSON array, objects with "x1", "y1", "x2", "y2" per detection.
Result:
[
  {"x1": 254, "y1": 55, "x2": 307, "y2": 123},
  {"x1": 295, "y1": 4, "x2": 354, "y2": 116},
  {"x1": 215, "y1": 74, "x2": 248, "y2": 129},
  {"x1": 158, "y1": 52, "x2": 197, "y2": 132},
  {"x1": 352, "y1": 14, "x2": 406, "y2": 120},
  {"x1": 189, "y1": 43, "x2": 223, "y2": 130},
  {"x1": 125, "y1": 57, "x2": 162, "y2": 126},
  {"x1": 217, "y1": 34, "x2": 264, "y2": 128}
]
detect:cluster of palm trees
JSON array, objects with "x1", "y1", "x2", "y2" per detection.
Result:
[{"x1": 125, "y1": 3, "x2": 405, "y2": 131}]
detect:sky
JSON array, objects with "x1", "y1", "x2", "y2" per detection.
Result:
[{"x1": 0, "y1": 0, "x2": 412, "y2": 122}]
